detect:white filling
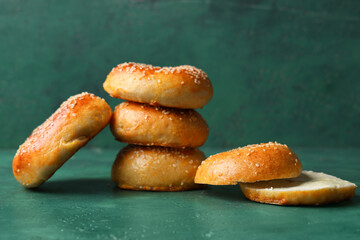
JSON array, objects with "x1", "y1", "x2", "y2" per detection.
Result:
[{"x1": 244, "y1": 171, "x2": 356, "y2": 191}]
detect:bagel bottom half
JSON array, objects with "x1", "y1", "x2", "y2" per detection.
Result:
[
  {"x1": 239, "y1": 171, "x2": 357, "y2": 205},
  {"x1": 111, "y1": 145, "x2": 206, "y2": 191}
]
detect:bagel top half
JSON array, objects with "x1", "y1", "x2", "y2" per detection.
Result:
[
  {"x1": 13, "y1": 92, "x2": 112, "y2": 188},
  {"x1": 103, "y1": 62, "x2": 213, "y2": 109},
  {"x1": 195, "y1": 142, "x2": 302, "y2": 185}
]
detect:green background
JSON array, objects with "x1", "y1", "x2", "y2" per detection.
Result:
[
  {"x1": 1, "y1": 1, "x2": 360, "y2": 240},
  {"x1": 1, "y1": 0, "x2": 360, "y2": 149}
]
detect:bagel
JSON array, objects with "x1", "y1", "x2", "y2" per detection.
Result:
[
  {"x1": 195, "y1": 142, "x2": 302, "y2": 185},
  {"x1": 111, "y1": 145, "x2": 206, "y2": 191},
  {"x1": 110, "y1": 101, "x2": 209, "y2": 148},
  {"x1": 103, "y1": 62, "x2": 213, "y2": 109},
  {"x1": 13, "y1": 92, "x2": 112, "y2": 188},
  {"x1": 239, "y1": 171, "x2": 357, "y2": 205}
]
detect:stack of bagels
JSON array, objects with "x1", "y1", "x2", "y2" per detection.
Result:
[
  {"x1": 103, "y1": 62, "x2": 213, "y2": 191},
  {"x1": 12, "y1": 61, "x2": 356, "y2": 206}
]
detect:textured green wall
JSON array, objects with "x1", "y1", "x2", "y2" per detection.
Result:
[{"x1": 1, "y1": 0, "x2": 359, "y2": 149}]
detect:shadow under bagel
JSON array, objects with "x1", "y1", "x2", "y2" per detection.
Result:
[{"x1": 29, "y1": 178, "x2": 112, "y2": 195}]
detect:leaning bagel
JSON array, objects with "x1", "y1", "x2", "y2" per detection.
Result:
[
  {"x1": 103, "y1": 62, "x2": 213, "y2": 109},
  {"x1": 195, "y1": 142, "x2": 302, "y2": 185},
  {"x1": 110, "y1": 101, "x2": 209, "y2": 148},
  {"x1": 111, "y1": 145, "x2": 206, "y2": 191},
  {"x1": 13, "y1": 92, "x2": 112, "y2": 188}
]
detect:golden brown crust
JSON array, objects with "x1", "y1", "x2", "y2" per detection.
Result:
[
  {"x1": 103, "y1": 62, "x2": 213, "y2": 109},
  {"x1": 110, "y1": 101, "x2": 209, "y2": 148},
  {"x1": 194, "y1": 142, "x2": 302, "y2": 185},
  {"x1": 111, "y1": 145, "x2": 206, "y2": 191},
  {"x1": 13, "y1": 92, "x2": 112, "y2": 188},
  {"x1": 239, "y1": 171, "x2": 357, "y2": 205}
]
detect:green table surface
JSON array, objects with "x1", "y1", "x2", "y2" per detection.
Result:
[{"x1": 1, "y1": 148, "x2": 359, "y2": 240}]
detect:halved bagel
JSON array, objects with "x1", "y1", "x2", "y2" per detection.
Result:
[
  {"x1": 195, "y1": 142, "x2": 302, "y2": 185},
  {"x1": 239, "y1": 171, "x2": 357, "y2": 205}
]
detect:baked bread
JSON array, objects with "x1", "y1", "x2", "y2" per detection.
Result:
[
  {"x1": 111, "y1": 145, "x2": 206, "y2": 191},
  {"x1": 103, "y1": 62, "x2": 213, "y2": 109},
  {"x1": 13, "y1": 92, "x2": 112, "y2": 188},
  {"x1": 110, "y1": 101, "x2": 209, "y2": 148},
  {"x1": 195, "y1": 142, "x2": 302, "y2": 185},
  {"x1": 239, "y1": 171, "x2": 357, "y2": 205}
]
